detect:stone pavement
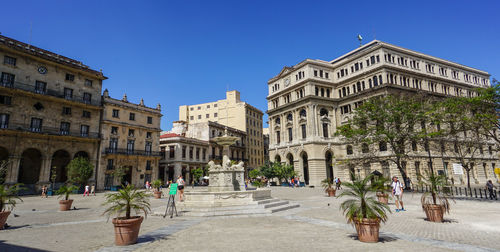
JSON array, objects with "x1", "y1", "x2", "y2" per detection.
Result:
[{"x1": 0, "y1": 187, "x2": 499, "y2": 251}]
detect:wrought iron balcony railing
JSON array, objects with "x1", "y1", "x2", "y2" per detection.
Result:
[
  {"x1": 103, "y1": 148, "x2": 162, "y2": 157},
  {"x1": 0, "y1": 122, "x2": 100, "y2": 139}
]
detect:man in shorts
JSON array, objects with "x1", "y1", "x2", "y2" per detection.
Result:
[{"x1": 391, "y1": 176, "x2": 405, "y2": 212}]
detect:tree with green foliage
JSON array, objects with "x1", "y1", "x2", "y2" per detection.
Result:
[
  {"x1": 336, "y1": 95, "x2": 428, "y2": 188},
  {"x1": 466, "y1": 79, "x2": 500, "y2": 145},
  {"x1": 66, "y1": 157, "x2": 94, "y2": 186},
  {"x1": 191, "y1": 168, "x2": 203, "y2": 184},
  {"x1": 112, "y1": 166, "x2": 130, "y2": 186},
  {"x1": 249, "y1": 169, "x2": 262, "y2": 180},
  {"x1": 102, "y1": 184, "x2": 151, "y2": 220}
]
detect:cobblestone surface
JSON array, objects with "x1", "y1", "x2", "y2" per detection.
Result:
[{"x1": 0, "y1": 187, "x2": 498, "y2": 251}]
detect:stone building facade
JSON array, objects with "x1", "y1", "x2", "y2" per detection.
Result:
[
  {"x1": 179, "y1": 90, "x2": 264, "y2": 170},
  {"x1": 267, "y1": 40, "x2": 498, "y2": 187},
  {"x1": 97, "y1": 90, "x2": 162, "y2": 190},
  {"x1": 159, "y1": 121, "x2": 246, "y2": 184},
  {"x1": 0, "y1": 35, "x2": 106, "y2": 192}
]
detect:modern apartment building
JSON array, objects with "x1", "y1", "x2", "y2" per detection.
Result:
[
  {"x1": 159, "y1": 120, "x2": 246, "y2": 184},
  {"x1": 0, "y1": 35, "x2": 106, "y2": 192},
  {"x1": 97, "y1": 90, "x2": 162, "y2": 190},
  {"x1": 267, "y1": 40, "x2": 498, "y2": 187},
  {"x1": 179, "y1": 90, "x2": 264, "y2": 170}
]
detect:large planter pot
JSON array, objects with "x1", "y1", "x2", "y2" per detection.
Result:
[
  {"x1": 376, "y1": 192, "x2": 389, "y2": 204},
  {"x1": 59, "y1": 199, "x2": 74, "y2": 211},
  {"x1": 0, "y1": 211, "x2": 11, "y2": 230},
  {"x1": 326, "y1": 188, "x2": 336, "y2": 197},
  {"x1": 112, "y1": 216, "x2": 144, "y2": 246},
  {"x1": 354, "y1": 218, "x2": 380, "y2": 243},
  {"x1": 422, "y1": 204, "x2": 444, "y2": 222},
  {"x1": 153, "y1": 191, "x2": 162, "y2": 199}
]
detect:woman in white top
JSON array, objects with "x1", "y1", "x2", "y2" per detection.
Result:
[{"x1": 176, "y1": 175, "x2": 185, "y2": 202}]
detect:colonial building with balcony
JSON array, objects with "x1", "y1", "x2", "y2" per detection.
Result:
[
  {"x1": 0, "y1": 35, "x2": 106, "y2": 193},
  {"x1": 267, "y1": 40, "x2": 498, "y2": 187},
  {"x1": 97, "y1": 90, "x2": 162, "y2": 190},
  {"x1": 159, "y1": 120, "x2": 246, "y2": 184}
]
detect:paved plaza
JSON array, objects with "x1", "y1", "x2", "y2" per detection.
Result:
[{"x1": 1, "y1": 187, "x2": 499, "y2": 252}]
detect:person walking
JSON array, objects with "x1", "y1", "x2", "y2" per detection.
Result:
[
  {"x1": 391, "y1": 176, "x2": 405, "y2": 212},
  {"x1": 176, "y1": 175, "x2": 185, "y2": 202},
  {"x1": 486, "y1": 180, "x2": 497, "y2": 200},
  {"x1": 90, "y1": 184, "x2": 96, "y2": 196},
  {"x1": 41, "y1": 185, "x2": 47, "y2": 198},
  {"x1": 83, "y1": 184, "x2": 90, "y2": 197}
]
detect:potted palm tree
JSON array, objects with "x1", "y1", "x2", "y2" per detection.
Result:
[
  {"x1": 420, "y1": 171, "x2": 452, "y2": 222},
  {"x1": 151, "y1": 179, "x2": 162, "y2": 199},
  {"x1": 321, "y1": 178, "x2": 336, "y2": 197},
  {"x1": 338, "y1": 174, "x2": 390, "y2": 243},
  {"x1": 102, "y1": 185, "x2": 151, "y2": 246},
  {"x1": 0, "y1": 184, "x2": 23, "y2": 230},
  {"x1": 57, "y1": 184, "x2": 78, "y2": 211},
  {"x1": 371, "y1": 176, "x2": 390, "y2": 204}
]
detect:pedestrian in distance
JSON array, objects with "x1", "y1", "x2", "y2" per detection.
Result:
[
  {"x1": 90, "y1": 184, "x2": 95, "y2": 196},
  {"x1": 391, "y1": 176, "x2": 405, "y2": 212},
  {"x1": 83, "y1": 184, "x2": 90, "y2": 197},
  {"x1": 485, "y1": 180, "x2": 497, "y2": 200},
  {"x1": 41, "y1": 185, "x2": 47, "y2": 198},
  {"x1": 176, "y1": 175, "x2": 185, "y2": 202}
]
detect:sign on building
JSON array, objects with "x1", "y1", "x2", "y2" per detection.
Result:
[{"x1": 452, "y1": 163, "x2": 464, "y2": 175}]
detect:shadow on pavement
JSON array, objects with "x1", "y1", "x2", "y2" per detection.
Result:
[
  {"x1": 0, "y1": 240, "x2": 50, "y2": 252},
  {"x1": 3, "y1": 224, "x2": 30, "y2": 230},
  {"x1": 418, "y1": 217, "x2": 459, "y2": 223},
  {"x1": 347, "y1": 234, "x2": 398, "y2": 243}
]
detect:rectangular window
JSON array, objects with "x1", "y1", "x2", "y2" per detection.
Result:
[
  {"x1": 145, "y1": 142, "x2": 152, "y2": 154},
  {"x1": 111, "y1": 126, "x2": 118, "y2": 134},
  {"x1": 214, "y1": 113, "x2": 218, "y2": 117},
  {"x1": 30, "y1": 118, "x2": 43, "y2": 132},
  {"x1": 301, "y1": 124, "x2": 306, "y2": 139},
  {"x1": 80, "y1": 125, "x2": 89, "y2": 137},
  {"x1": 146, "y1": 132, "x2": 152, "y2": 138},
  {"x1": 109, "y1": 138, "x2": 118, "y2": 150},
  {"x1": 60, "y1": 122, "x2": 70, "y2": 135},
  {"x1": 182, "y1": 146, "x2": 186, "y2": 158},
  {"x1": 85, "y1": 79, "x2": 93, "y2": 87},
  {"x1": 128, "y1": 129, "x2": 135, "y2": 137},
  {"x1": 196, "y1": 148, "x2": 200, "y2": 159},
  {"x1": 146, "y1": 160, "x2": 152, "y2": 170},
  {"x1": 214, "y1": 104, "x2": 217, "y2": 107},
  {"x1": 1, "y1": 72, "x2": 15, "y2": 87},
  {"x1": 3, "y1": 56, "x2": 16, "y2": 66},
  {"x1": 83, "y1": 93, "x2": 92, "y2": 104},
  {"x1": 64, "y1": 88, "x2": 73, "y2": 99},
  {"x1": 65, "y1": 73, "x2": 75, "y2": 81},
  {"x1": 206, "y1": 114, "x2": 209, "y2": 118},
  {"x1": 198, "y1": 115, "x2": 201, "y2": 119},
  {"x1": 62, "y1": 107, "x2": 71, "y2": 115},
  {"x1": 82, "y1": 110, "x2": 91, "y2": 118},
  {"x1": 112, "y1": 109, "x2": 119, "y2": 118},
  {"x1": 322, "y1": 123, "x2": 329, "y2": 137},
  {"x1": 169, "y1": 146, "x2": 175, "y2": 158},
  {"x1": 127, "y1": 140, "x2": 135, "y2": 153},
  {"x1": 35, "y1": 81, "x2": 47, "y2": 94},
  {"x1": 189, "y1": 147, "x2": 193, "y2": 159},
  {"x1": 129, "y1": 113, "x2": 135, "y2": 121},
  {"x1": 147, "y1": 116, "x2": 152, "y2": 124},
  {"x1": 0, "y1": 114, "x2": 10, "y2": 129},
  {"x1": 203, "y1": 149, "x2": 206, "y2": 160},
  {"x1": 107, "y1": 159, "x2": 114, "y2": 170},
  {"x1": 0, "y1": 95, "x2": 11, "y2": 105},
  {"x1": 276, "y1": 131, "x2": 281, "y2": 144},
  {"x1": 288, "y1": 128, "x2": 293, "y2": 142}
]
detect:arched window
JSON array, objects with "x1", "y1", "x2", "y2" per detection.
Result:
[
  {"x1": 373, "y1": 76, "x2": 378, "y2": 86},
  {"x1": 320, "y1": 108, "x2": 328, "y2": 117},
  {"x1": 321, "y1": 88, "x2": 325, "y2": 97},
  {"x1": 326, "y1": 89, "x2": 330, "y2": 97},
  {"x1": 275, "y1": 117, "x2": 280, "y2": 125},
  {"x1": 346, "y1": 145, "x2": 353, "y2": 155},
  {"x1": 287, "y1": 113, "x2": 293, "y2": 122},
  {"x1": 379, "y1": 75, "x2": 383, "y2": 84},
  {"x1": 299, "y1": 109, "x2": 306, "y2": 118}
]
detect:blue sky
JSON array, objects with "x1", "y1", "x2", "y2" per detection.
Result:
[{"x1": 2, "y1": 0, "x2": 499, "y2": 130}]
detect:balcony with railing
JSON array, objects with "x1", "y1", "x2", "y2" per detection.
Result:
[
  {"x1": 103, "y1": 148, "x2": 162, "y2": 157},
  {"x1": 0, "y1": 122, "x2": 100, "y2": 139},
  {"x1": 0, "y1": 80, "x2": 101, "y2": 106}
]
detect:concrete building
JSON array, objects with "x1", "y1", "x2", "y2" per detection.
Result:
[
  {"x1": 0, "y1": 35, "x2": 106, "y2": 192},
  {"x1": 267, "y1": 40, "x2": 498, "y2": 187},
  {"x1": 97, "y1": 90, "x2": 162, "y2": 189},
  {"x1": 179, "y1": 90, "x2": 264, "y2": 170},
  {"x1": 159, "y1": 121, "x2": 246, "y2": 184}
]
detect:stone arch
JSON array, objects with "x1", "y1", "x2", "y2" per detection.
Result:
[
  {"x1": 325, "y1": 150, "x2": 334, "y2": 182},
  {"x1": 18, "y1": 148, "x2": 42, "y2": 185},
  {"x1": 51, "y1": 150, "x2": 71, "y2": 183},
  {"x1": 74, "y1": 151, "x2": 89, "y2": 159},
  {"x1": 300, "y1": 152, "x2": 309, "y2": 185},
  {"x1": 286, "y1": 153, "x2": 294, "y2": 166},
  {"x1": 274, "y1": 154, "x2": 281, "y2": 163}
]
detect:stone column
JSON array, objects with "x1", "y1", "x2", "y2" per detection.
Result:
[
  {"x1": 174, "y1": 162, "x2": 182, "y2": 180},
  {"x1": 185, "y1": 166, "x2": 191, "y2": 185},
  {"x1": 6, "y1": 155, "x2": 21, "y2": 184},
  {"x1": 38, "y1": 156, "x2": 52, "y2": 185}
]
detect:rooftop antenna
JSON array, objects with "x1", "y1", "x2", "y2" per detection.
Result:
[{"x1": 357, "y1": 34, "x2": 363, "y2": 47}]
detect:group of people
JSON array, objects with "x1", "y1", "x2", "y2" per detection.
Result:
[
  {"x1": 334, "y1": 177, "x2": 342, "y2": 190},
  {"x1": 289, "y1": 177, "x2": 301, "y2": 187},
  {"x1": 40, "y1": 184, "x2": 96, "y2": 198}
]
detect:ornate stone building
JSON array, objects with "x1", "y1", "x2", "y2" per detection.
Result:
[
  {"x1": 0, "y1": 35, "x2": 106, "y2": 192},
  {"x1": 97, "y1": 90, "x2": 162, "y2": 190},
  {"x1": 159, "y1": 121, "x2": 246, "y2": 184},
  {"x1": 267, "y1": 40, "x2": 498, "y2": 187},
  {"x1": 179, "y1": 90, "x2": 264, "y2": 170}
]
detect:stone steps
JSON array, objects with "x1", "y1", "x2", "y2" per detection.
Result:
[{"x1": 152, "y1": 198, "x2": 300, "y2": 217}]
